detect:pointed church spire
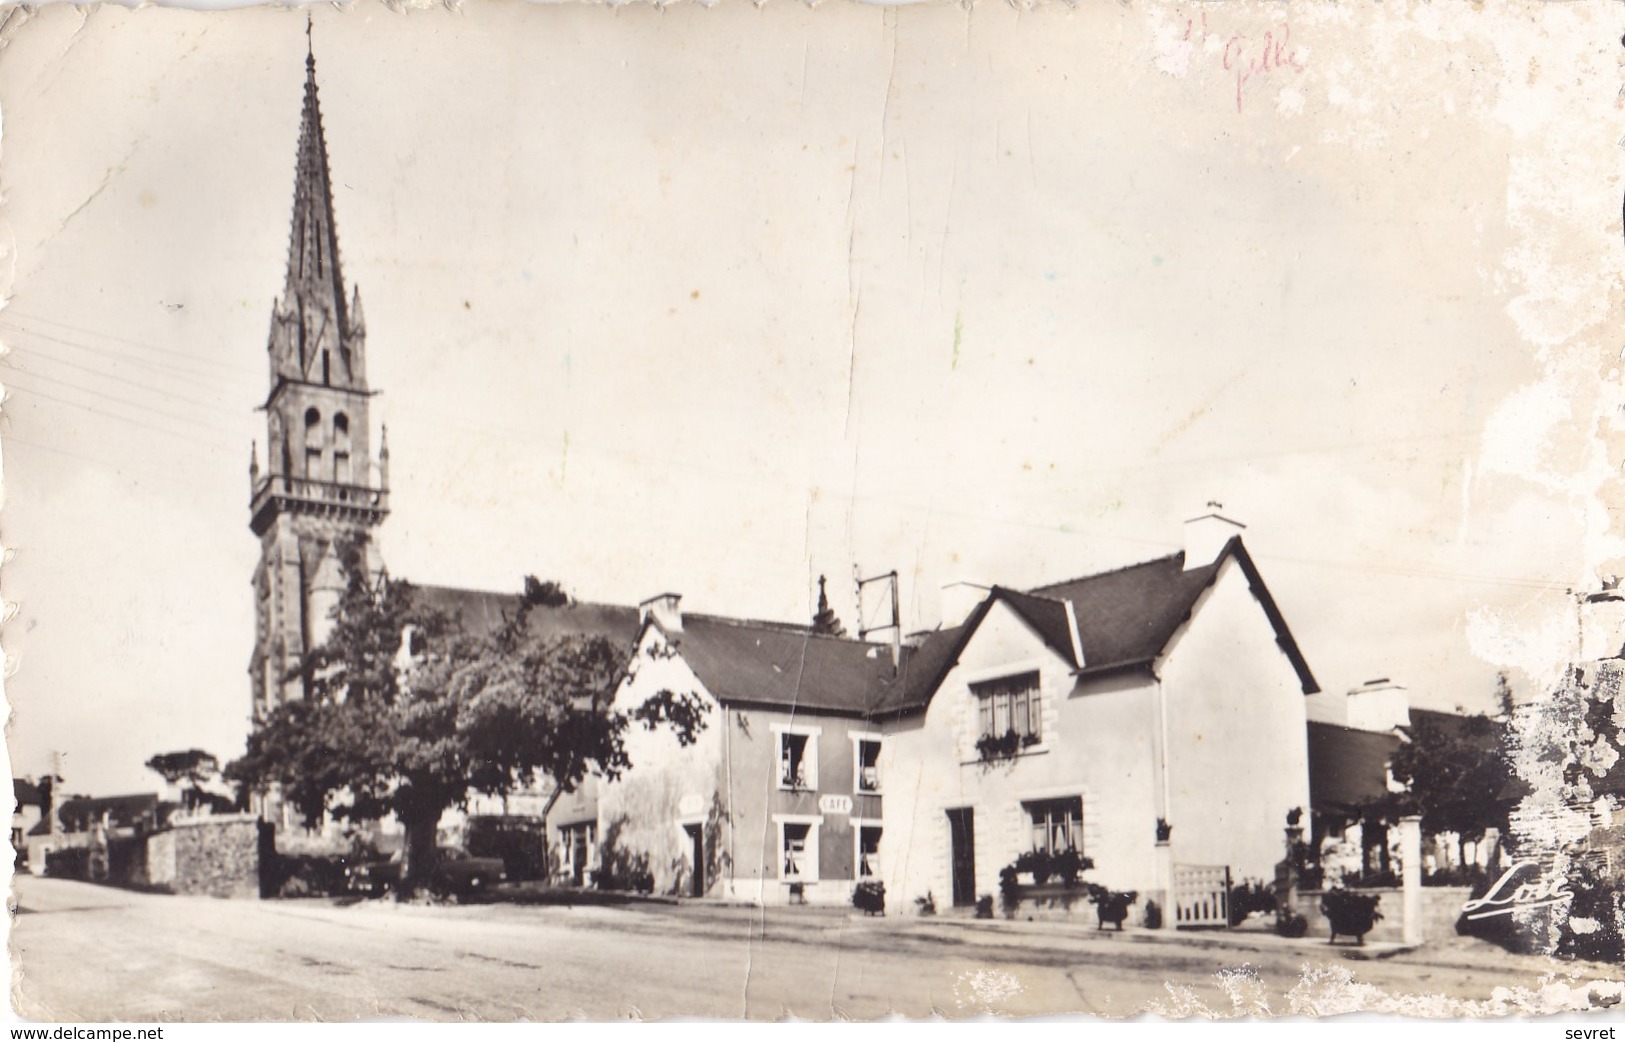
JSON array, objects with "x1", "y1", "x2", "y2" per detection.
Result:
[
  {"x1": 271, "y1": 22, "x2": 360, "y2": 387},
  {"x1": 812, "y1": 575, "x2": 847, "y2": 637}
]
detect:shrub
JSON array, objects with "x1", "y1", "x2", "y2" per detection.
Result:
[
  {"x1": 1276, "y1": 911, "x2": 1309, "y2": 938},
  {"x1": 1144, "y1": 899, "x2": 1163, "y2": 929},
  {"x1": 1228, "y1": 878, "x2": 1278, "y2": 926},
  {"x1": 852, "y1": 880, "x2": 886, "y2": 916}
]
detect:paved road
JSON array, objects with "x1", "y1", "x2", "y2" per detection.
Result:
[{"x1": 9, "y1": 876, "x2": 1620, "y2": 1021}]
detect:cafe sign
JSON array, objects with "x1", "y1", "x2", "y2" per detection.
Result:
[{"x1": 819, "y1": 794, "x2": 853, "y2": 816}]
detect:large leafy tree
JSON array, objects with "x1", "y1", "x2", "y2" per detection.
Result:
[
  {"x1": 1388, "y1": 691, "x2": 1515, "y2": 866},
  {"x1": 228, "y1": 544, "x2": 708, "y2": 894}
]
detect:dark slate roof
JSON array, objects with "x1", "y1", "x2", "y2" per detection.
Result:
[
  {"x1": 875, "y1": 537, "x2": 1319, "y2": 716},
  {"x1": 1030, "y1": 553, "x2": 1221, "y2": 672},
  {"x1": 411, "y1": 585, "x2": 640, "y2": 648},
  {"x1": 661, "y1": 615, "x2": 903, "y2": 715},
  {"x1": 13, "y1": 778, "x2": 43, "y2": 809},
  {"x1": 1308, "y1": 722, "x2": 1402, "y2": 814},
  {"x1": 995, "y1": 588, "x2": 1081, "y2": 667}
]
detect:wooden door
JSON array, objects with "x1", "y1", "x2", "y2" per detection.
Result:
[{"x1": 948, "y1": 808, "x2": 976, "y2": 907}]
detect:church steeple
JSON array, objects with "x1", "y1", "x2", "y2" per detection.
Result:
[
  {"x1": 268, "y1": 30, "x2": 364, "y2": 393},
  {"x1": 250, "y1": 30, "x2": 388, "y2": 721}
]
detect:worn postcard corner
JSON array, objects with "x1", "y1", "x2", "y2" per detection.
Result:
[{"x1": 1, "y1": 0, "x2": 1624, "y2": 1023}]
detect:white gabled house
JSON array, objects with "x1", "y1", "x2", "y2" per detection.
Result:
[{"x1": 875, "y1": 513, "x2": 1318, "y2": 920}]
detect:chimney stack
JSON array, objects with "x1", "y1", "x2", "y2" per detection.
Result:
[
  {"x1": 639, "y1": 592, "x2": 683, "y2": 633},
  {"x1": 1183, "y1": 502, "x2": 1245, "y2": 571}
]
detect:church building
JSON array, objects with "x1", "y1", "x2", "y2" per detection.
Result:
[{"x1": 247, "y1": 43, "x2": 389, "y2": 720}]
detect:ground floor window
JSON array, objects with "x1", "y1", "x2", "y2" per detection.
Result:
[
  {"x1": 776, "y1": 816, "x2": 821, "y2": 882},
  {"x1": 1026, "y1": 796, "x2": 1083, "y2": 855},
  {"x1": 855, "y1": 823, "x2": 882, "y2": 880}
]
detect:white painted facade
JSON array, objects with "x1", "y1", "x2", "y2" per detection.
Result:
[
  {"x1": 882, "y1": 553, "x2": 1311, "y2": 913},
  {"x1": 1156, "y1": 555, "x2": 1312, "y2": 882}
]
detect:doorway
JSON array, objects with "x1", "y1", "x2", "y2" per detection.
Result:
[
  {"x1": 684, "y1": 823, "x2": 705, "y2": 898},
  {"x1": 947, "y1": 808, "x2": 976, "y2": 907}
]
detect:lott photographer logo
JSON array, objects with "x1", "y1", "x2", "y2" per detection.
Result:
[{"x1": 1460, "y1": 860, "x2": 1575, "y2": 920}]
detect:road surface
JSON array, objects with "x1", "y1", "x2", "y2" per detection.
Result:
[{"x1": 9, "y1": 876, "x2": 1620, "y2": 1021}]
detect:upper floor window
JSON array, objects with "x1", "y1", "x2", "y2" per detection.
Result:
[
  {"x1": 972, "y1": 671, "x2": 1041, "y2": 743},
  {"x1": 303, "y1": 407, "x2": 323, "y2": 479},
  {"x1": 332, "y1": 414, "x2": 352, "y2": 484},
  {"x1": 775, "y1": 726, "x2": 819, "y2": 791},
  {"x1": 852, "y1": 735, "x2": 882, "y2": 794},
  {"x1": 1027, "y1": 796, "x2": 1083, "y2": 855}
]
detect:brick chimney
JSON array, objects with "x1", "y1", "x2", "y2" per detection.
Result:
[
  {"x1": 639, "y1": 592, "x2": 683, "y2": 633},
  {"x1": 1183, "y1": 502, "x2": 1245, "y2": 571}
]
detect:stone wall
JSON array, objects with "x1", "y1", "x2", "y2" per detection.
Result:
[
  {"x1": 1289, "y1": 886, "x2": 1472, "y2": 944},
  {"x1": 148, "y1": 815, "x2": 262, "y2": 899}
]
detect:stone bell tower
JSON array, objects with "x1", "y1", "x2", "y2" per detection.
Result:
[{"x1": 248, "y1": 37, "x2": 388, "y2": 719}]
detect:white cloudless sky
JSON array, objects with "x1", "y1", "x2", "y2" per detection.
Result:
[{"x1": 1, "y1": 0, "x2": 1616, "y2": 797}]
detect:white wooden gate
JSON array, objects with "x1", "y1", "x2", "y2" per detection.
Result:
[{"x1": 1172, "y1": 864, "x2": 1230, "y2": 929}]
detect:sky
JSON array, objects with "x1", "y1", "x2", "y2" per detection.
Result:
[{"x1": 1, "y1": 0, "x2": 1618, "y2": 797}]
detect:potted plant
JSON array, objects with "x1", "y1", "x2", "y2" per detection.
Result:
[
  {"x1": 1051, "y1": 848, "x2": 1093, "y2": 888},
  {"x1": 1013, "y1": 849, "x2": 1052, "y2": 885},
  {"x1": 1320, "y1": 888, "x2": 1383, "y2": 945},
  {"x1": 1085, "y1": 884, "x2": 1139, "y2": 931},
  {"x1": 975, "y1": 730, "x2": 1023, "y2": 763},
  {"x1": 852, "y1": 880, "x2": 885, "y2": 916}
]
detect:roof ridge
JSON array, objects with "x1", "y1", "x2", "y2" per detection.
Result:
[
  {"x1": 412, "y1": 583, "x2": 633, "y2": 614},
  {"x1": 1026, "y1": 550, "x2": 1186, "y2": 594},
  {"x1": 684, "y1": 612, "x2": 887, "y2": 646}
]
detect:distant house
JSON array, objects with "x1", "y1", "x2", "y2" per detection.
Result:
[
  {"x1": 27, "y1": 792, "x2": 177, "y2": 877},
  {"x1": 598, "y1": 594, "x2": 897, "y2": 903},
  {"x1": 1307, "y1": 679, "x2": 1515, "y2": 881},
  {"x1": 877, "y1": 513, "x2": 1318, "y2": 915},
  {"x1": 11, "y1": 778, "x2": 45, "y2": 870}
]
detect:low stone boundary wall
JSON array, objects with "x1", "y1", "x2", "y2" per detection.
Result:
[
  {"x1": 144, "y1": 814, "x2": 263, "y2": 899},
  {"x1": 1289, "y1": 886, "x2": 1472, "y2": 944}
]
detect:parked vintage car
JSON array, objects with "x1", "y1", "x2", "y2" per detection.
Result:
[{"x1": 346, "y1": 846, "x2": 506, "y2": 899}]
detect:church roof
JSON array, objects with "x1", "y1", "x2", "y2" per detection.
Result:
[{"x1": 411, "y1": 584, "x2": 641, "y2": 648}]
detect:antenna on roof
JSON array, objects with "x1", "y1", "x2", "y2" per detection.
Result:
[{"x1": 854, "y1": 566, "x2": 901, "y2": 674}]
